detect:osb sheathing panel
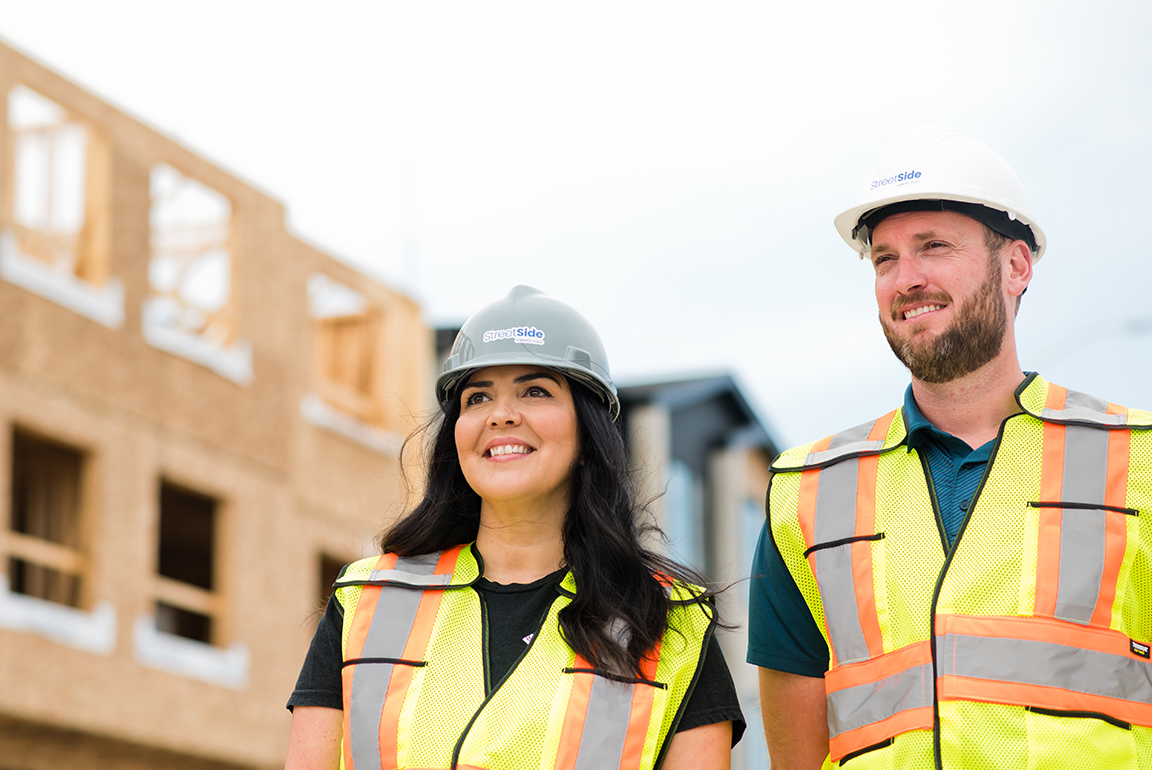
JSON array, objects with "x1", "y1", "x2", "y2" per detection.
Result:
[
  {"x1": 0, "y1": 377, "x2": 301, "y2": 766},
  {"x1": 0, "y1": 713, "x2": 269, "y2": 770},
  {"x1": 0, "y1": 40, "x2": 432, "y2": 768}
]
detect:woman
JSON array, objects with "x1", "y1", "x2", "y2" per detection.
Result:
[{"x1": 286, "y1": 285, "x2": 744, "y2": 770}]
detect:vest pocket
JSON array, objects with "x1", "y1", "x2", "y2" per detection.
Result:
[
  {"x1": 1025, "y1": 706, "x2": 1130, "y2": 731},
  {"x1": 804, "y1": 532, "x2": 885, "y2": 558},
  {"x1": 838, "y1": 737, "x2": 893, "y2": 768},
  {"x1": 1024, "y1": 705, "x2": 1137, "y2": 770},
  {"x1": 341, "y1": 657, "x2": 426, "y2": 668}
]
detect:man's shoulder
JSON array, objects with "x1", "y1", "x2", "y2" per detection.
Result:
[
  {"x1": 1018, "y1": 376, "x2": 1152, "y2": 429},
  {"x1": 771, "y1": 407, "x2": 908, "y2": 474}
]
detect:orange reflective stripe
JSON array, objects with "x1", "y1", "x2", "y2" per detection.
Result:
[
  {"x1": 937, "y1": 677, "x2": 1152, "y2": 728},
  {"x1": 378, "y1": 547, "x2": 463, "y2": 767},
  {"x1": 935, "y1": 614, "x2": 1139, "y2": 658},
  {"x1": 825, "y1": 640, "x2": 931, "y2": 693},
  {"x1": 852, "y1": 412, "x2": 896, "y2": 661},
  {"x1": 617, "y1": 647, "x2": 661, "y2": 770},
  {"x1": 553, "y1": 655, "x2": 595, "y2": 770},
  {"x1": 343, "y1": 554, "x2": 395, "y2": 770},
  {"x1": 828, "y1": 706, "x2": 934, "y2": 763},
  {"x1": 346, "y1": 554, "x2": 397, "y2": 661},
  {"x1": 1035, "y1": 386, "x2": 1067, "y2": 618},
  {"x1": 1093, "y1": 417, "x2": 1130, "y2": 627},
  {"x1": 795, "y1": 436, "x2": 828, "y2": 552}
]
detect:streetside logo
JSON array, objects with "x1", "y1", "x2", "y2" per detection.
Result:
[
  {"x1": 483, "y1": 326, "x2": 546, "y2": 345},
  {"x1": 870, "y1": 170, "x2": 922, "y2": 190}
]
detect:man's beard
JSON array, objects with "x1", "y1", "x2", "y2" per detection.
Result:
[{"x1": 880, "y1": 258, "x2": 1007, "y2": 384}]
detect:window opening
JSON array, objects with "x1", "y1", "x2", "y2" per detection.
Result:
[
  {"x1": 318, "y1": 553, "x2": 344, "y2": 612},
  {"x1": 7, "y1": 430, "x2": 87, "y2": 607},
  {"x1": 148, "y1": 164, "x2": 233, "y2": 345},
  {"x1": 6, "y1": 85, "x2": 111, "y2": 284},
  {"x1": 155, "y1": 482, "x2": 217, "y2": 644},
  {"x1": 308, "y1": 274, "x2": 381, "y2": 425}
]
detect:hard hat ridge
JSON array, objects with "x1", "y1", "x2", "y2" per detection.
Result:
[
  {"x1": 834, "y1": 124, "x2": 1046, "y2": 262},
  {"x1": 436, "y1": 285, "x2": 620, "y2": 420}
]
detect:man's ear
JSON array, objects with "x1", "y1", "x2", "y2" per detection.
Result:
[{"x1": 1005, "y1": 240, "x2": 1033, "y2": 300}]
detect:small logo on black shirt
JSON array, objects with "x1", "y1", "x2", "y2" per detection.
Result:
[
  {"x1": 522, "y1": 633, "x2": 534, "y2": 645},
  {"x1": 1131, "y1": 640, "x2": 1149, "y2": 658}
]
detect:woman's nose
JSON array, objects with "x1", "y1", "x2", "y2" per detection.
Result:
[{"x1": 489, "y1": 397, "x2": 521, "y2": 426}]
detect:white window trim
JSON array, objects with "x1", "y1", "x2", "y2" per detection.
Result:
[
  {"x1": 141, "y1": 297, "x2": 253, "y2": 386},
  {"x1": 0, "y1": 576, "x2": 116, "y2": 655},
  {"x1": 132, "y1": 614, "x2": 249, "y2": 690},
  {"x1": 300, "y1": 393, "x2": 402, "y2": 455},
  {"x1": 0, "y1": 229, "x2": 124, "y2": 329}
]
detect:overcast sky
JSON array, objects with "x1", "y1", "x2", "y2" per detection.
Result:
[{"x1": 2, "y1": 1, "x2": 1150, "y2": 446}]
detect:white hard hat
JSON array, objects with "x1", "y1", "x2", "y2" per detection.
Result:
[{"x1": 834, "y1": 124, "x2": 1046, "y2": 262}]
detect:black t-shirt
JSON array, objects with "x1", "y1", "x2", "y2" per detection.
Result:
[{"x1": 288, "y1": 566, "x2": 745, "y2": 746}]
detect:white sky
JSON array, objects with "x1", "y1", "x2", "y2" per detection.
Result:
[{"x1": 2, "y1": 1, "x2": 1150, "y2": 446}]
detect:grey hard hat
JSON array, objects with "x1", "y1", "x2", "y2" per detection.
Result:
[{"x1": 437, "y1": 285, "x2": 620, "y2": 420}]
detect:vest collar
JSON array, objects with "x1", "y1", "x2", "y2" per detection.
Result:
[
  {"x1": 1015, "y1": 373, "x2": 1152, "y2": 428},
  {"x1": 771, "y1": 410, "x2": 909, "y2": 472}
]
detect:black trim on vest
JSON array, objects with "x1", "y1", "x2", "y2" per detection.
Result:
[
  {"x1": 1028, "y1": 501, "x2": 1139, "y2": 516},
  {"x1": 1026, "y1": 706, "x2": 1132, "y2": 731},
  {"x1": 451, "y1": 588, "x2": 550, "y2": 770},
  {"x1": 929, "y1": 410, "x2": 1011, "y2": 770},
  {"x1": 917, "y1": 450, "x2": 950, "y2": 554},
  {"x1": 803, "y1": 533, "x2": 885, "y2": 559},
  {"x1": 342, "y1": 657, "x2": 426, "y2": 669},
  {"x1": 652, "y1": 603, "x2": 717, "y2": 770},
  {"x1": 840, "y1": 737, "x2": 894, "y2": 765},
  {"x1": 562, "y1": 667, "x2": 668, "y2": 689},
  {"x1": 772, "y1": 437, "x2": 909, "y2": 473}
]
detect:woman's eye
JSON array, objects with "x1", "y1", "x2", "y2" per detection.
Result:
[
  {"x1": 524, "y1": 385, "x2": 552, "y2": 398},
  {"x1": 463, "y1": 392, "x2": 489, "y2": 407}
]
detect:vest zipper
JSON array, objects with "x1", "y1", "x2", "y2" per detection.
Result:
[
  {"x1": 927, "y1": 413, "x2": 1014, "y2": 770},
  {"x1": 449, "y1": 590, "x2": 557, "y2": 770}
]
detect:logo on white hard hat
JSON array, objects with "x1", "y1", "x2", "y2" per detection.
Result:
[
  {"x1": 869, "y1": 170, "x2": 922, "y2": 191},
  {"x1": 483, "y1": 326, "x2": 546, "y2": 345}
]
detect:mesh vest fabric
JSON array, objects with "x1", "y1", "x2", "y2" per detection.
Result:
[
  {"x1": 334, "y1": 544, "x2": 714, "y2": 770},
  {"x1": 768, "y1": 375, "x2": 1152, "y2": 770}
]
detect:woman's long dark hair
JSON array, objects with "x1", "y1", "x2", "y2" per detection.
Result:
[{"x1": 380, "y1": 376, "x2": 715, "y2": 678}]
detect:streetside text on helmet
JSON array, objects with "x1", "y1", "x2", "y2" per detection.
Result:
[
  {"x1": 436, "y1": 285, "x2": 620, "y2": 420},
  {"x1": 834, "y1": 124, "x2": 1047, "y2": 263}
]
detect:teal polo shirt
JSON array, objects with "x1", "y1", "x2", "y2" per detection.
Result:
[{"x1": 747, "y1": 385, "x2": 996, "y2": 677}]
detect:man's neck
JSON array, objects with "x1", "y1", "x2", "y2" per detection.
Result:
[{"x1": 910, "y1": 357, "x2": 1026, "y2": 449}]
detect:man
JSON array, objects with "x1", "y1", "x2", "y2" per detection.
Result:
[{"x1": 748, "y1": 124, "x2": 1152, "y2": 769}]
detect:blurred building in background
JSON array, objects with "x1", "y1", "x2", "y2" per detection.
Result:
[
  {"x1": 0, "y1": 41, "x2": 431, "y2": 769},
  {"x1": 619, "y1": 375, "x2": 777, "y2": 770}
]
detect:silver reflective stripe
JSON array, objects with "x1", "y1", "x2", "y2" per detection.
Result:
[
  {"x1": 826, "y1": 662, "x2": 933, "y2": 739},
  {"x1": 349, "y1": 552, "x2": 442, "y2": 770},
  {"x1": 806, "y1": 419, "x2": 885, "y2": 466},
  {"x1": 1042, "y1": 389, "x2": 1126, "y2": 426},
  {"x1": 368, "y1": 569, "x2": 453, "y2": 586},
  {"x1": 572, "y1": 675, "x2": 634, "y2": 770},
  {"x1": 1055, "y1": 425, "x2": 1110, "y2": 624},
  {"x1": 939, "y1": 632, "x2": 1152, "y2": 704},
  {"x1": 812, "y1": 458, "x2": 871, "y2": 664}
]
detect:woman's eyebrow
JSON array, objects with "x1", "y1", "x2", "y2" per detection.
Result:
[{"x1": 513, "y1": 372, "x2": 561, "y2": 385}]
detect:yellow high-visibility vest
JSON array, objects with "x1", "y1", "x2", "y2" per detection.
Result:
[
  {"x1": 769, "y1": 374, "x2": 1152, "y2": 769},
  {"x1": 335, "y1": 543, "x2": 714, "y2": 770}
]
